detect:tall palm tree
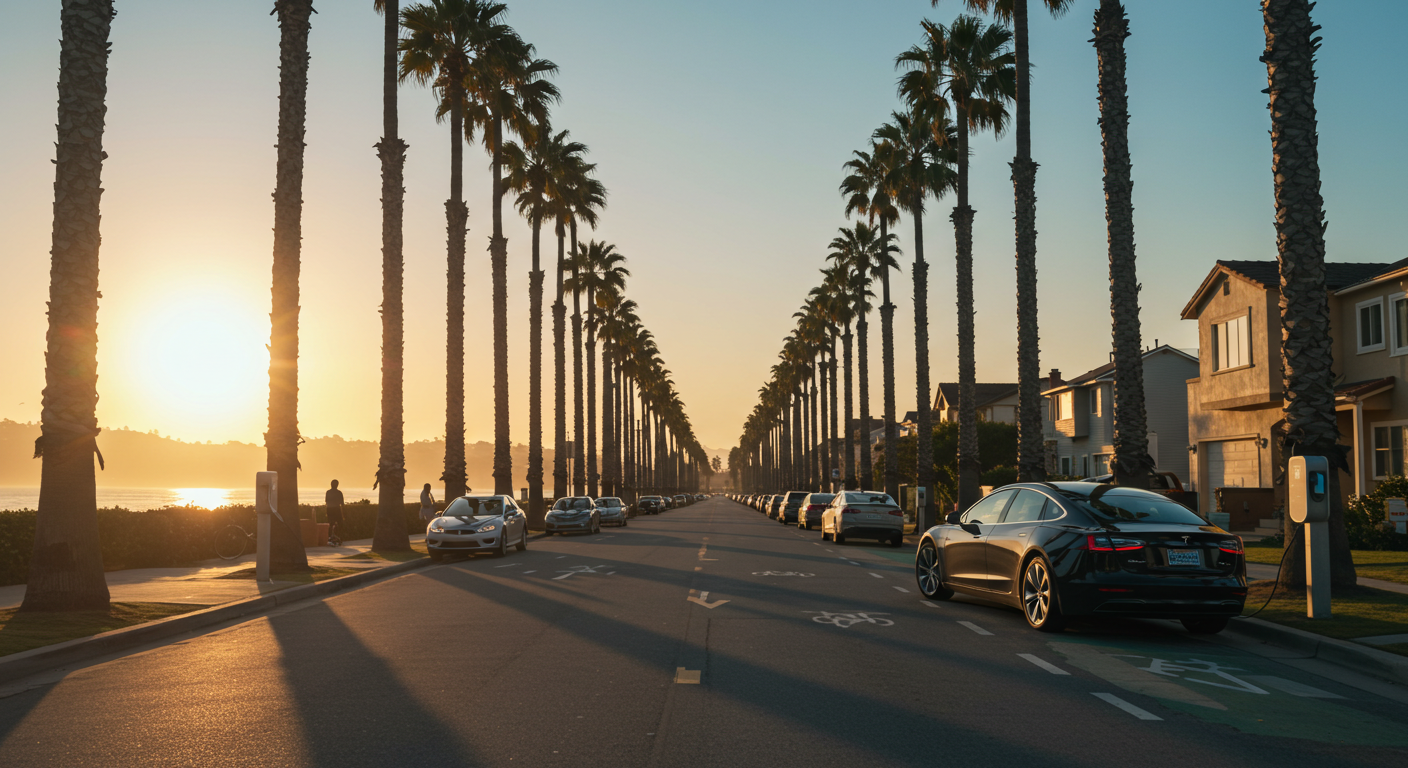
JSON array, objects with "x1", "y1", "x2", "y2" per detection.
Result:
[
  {"x1": 1261, "y1": 0, "x2": 1356, "y2": 587},
  {"x1": 372, "y1": 0, "x2": 411, "y2": 553},
  {"x1": 840, "y1": 149, "x2": 901, "y2": 500},
  {"x1": 1091, "y1": 0, "x2": 1151, "y2": 489},
  {"x1": 827, "y1": 223, "x2": 890, "y2": 490},
  {"x1": 898, "y1": 14, "x2": 1014, "y2": 510},
  {"x1": 821, "y1": 263, "x2": 857, "y2": 489},
  {"x1": 874, "y1": 109, "x2": 956, "y2": 529},
  {"x1": 464, "y1": 31, "x2": 558, "y2": 496},
  {"x1": 22, "y1": 0, "x2": 117, "y2": 612},
  {"x1": 401, "y1": 0, "x2": 507, "y2": 500},
  {"x1": 263, "y1": 0, "x2": 317, "y2": 573},
  {"x1": 568, "y1": 241, "x2": 629, "y2": 496},
  {"x1": 949, "y1": 0, "x2": 1074, "y2": 485},
  {"x1": 564, "y1": 179, "x2": 607, "y2": 496}
]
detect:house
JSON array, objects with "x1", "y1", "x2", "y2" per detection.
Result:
[
  {"x1": 898, "y1": 410, "x2": 930, "y2": 437},
  {"x1": 1181, "y1": 259, "x2": 1408, "y2": 520},
  {"x1": 1041, "y1": 346, "x2": 1199, "y2": 483},
  {"x1": 932, "y1": 383, "x2": 1019, "y2": 424}
]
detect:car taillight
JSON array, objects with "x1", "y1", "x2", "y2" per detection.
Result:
[
  {"x1": 807, "y1": 504, "x2": 824, "y2": 511},
  {"x1": 1086, "y1": 534, "x2": 1144, "y2": 551},
  {"x1": 1218, "y1": 537, "x2": 1244, "y2": 555},
  {"x1": 888, "y1": 510, "x2": 903, "y2": 516},
  {"x1": 841, "y1": 507, "x2": 857, "y2": 514}
]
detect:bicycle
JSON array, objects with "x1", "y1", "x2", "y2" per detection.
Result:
[{"x1": 215, "y1": 524, "x2": 255, "y2": 560}]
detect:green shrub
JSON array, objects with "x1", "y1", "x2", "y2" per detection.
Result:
[
  {"x1": 1343, "y1": 477, "x2": 1408, "y2": 551},
  {"x1": 980, "y1": 466, "x2": 1019, "y2": 487}
]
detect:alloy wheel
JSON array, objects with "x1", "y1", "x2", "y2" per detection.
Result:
[
  {"x1": 916, "y1": 543, "x2": 941, "y2": 597},
  {"x1": 1023, "y1": 559, "x2": 1052, "y2": 627}
]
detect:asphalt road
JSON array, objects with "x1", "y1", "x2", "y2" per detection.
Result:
[{"x1": 1, "y1": 496, "x2": 1407, "y2": 767}]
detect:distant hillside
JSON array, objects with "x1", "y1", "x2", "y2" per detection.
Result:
[{"x1": 0, "y1": 420, "x2": 552, "y2": 491}]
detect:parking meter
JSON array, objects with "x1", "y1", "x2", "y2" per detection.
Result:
[
  {"x1": 255, "y1": 471, "x2": 278, "y2": 583},
  {"x1": 1288, "y1": 456, "x2": 1330, "y2": 618}
]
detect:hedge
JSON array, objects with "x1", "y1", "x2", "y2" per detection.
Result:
[{"x1": 0, "y1": 502, "x2": 431, "y2": 587}]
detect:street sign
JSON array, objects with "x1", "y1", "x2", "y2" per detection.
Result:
[{"x1": 1388, "y1": 497, "x2": 1408, "y2": 535}]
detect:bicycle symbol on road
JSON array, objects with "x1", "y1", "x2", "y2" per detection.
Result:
[
  {"x1": 554, "y1": 565, "x2": 609, "y2": 580},
  {"x1": 804, "y1": 611, "x2": 893, "y2": 628},
  {"x1": 1114, "y1": 655, "x2": 1268, "y2": 694},
  {"x1": 753, "y1": 571, "x2": 815, "y2": 577}
]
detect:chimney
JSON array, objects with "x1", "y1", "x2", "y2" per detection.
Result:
[{"x1": 1048, "y1": 369, "x2": 1062, "y2": 388}]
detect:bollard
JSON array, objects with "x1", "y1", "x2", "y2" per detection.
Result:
[{"x1": 255, "y1": 471, "x2": 278, "y2": 583}]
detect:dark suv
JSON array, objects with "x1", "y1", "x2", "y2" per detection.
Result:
[{"x1": 637, "y1": 496, "x2": 665, "y2": 515}]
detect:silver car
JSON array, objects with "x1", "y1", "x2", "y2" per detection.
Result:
[
  {"x1": 821, "y1": 491, "x2": 904, "y2": 547},
  {"x1": 426, "y1": 495, "x2": 528, "y2": 561},
  {"x1": 546, "y1": 496, "x2": 601, "y2": 535},
  {"x1": 595, "y1": 496, "x2": 628, "y2": 527}
]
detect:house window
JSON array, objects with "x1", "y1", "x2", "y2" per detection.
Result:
[
  {"x1": 1060, "y1": 456, "x2": 1071, "y2": 476},
  {"x1": 1374, "y1": 424, "x2": 1408, "y2": 478},
  {"x1": 1358, "y1": 297, "x2": 1385, "y2": 353},
  {"x1": 1212, "y1": 314, "x2": 1250, "y2": 371},
  {"x1": 1391, "y1": 293, "x2": 1408, "y2": 356},
  {"x1": 1090, "y1": 386, "x2": 1101, "y2": 416},
  {"x1": 1094, "y1": 453, "x2": 1111, "y2": 476},
  {"x1": 1056, "y1": 392, "x2": 1073, "y2": 421}
]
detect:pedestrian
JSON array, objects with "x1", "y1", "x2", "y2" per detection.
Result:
[
  {"x1": 325, "y1": 479, "x2": 345, "y2": 546},
  {"x1": 419, "y1": 483, "x2": 438, "y2": 525}
]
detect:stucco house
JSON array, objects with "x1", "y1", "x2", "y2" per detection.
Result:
[
  {"x1": 932, "y1": 383, "x2": 1019, "y2": 424},
  {"x1": 1041, "y1": 346, "x2": 1198, "y2": 483}
]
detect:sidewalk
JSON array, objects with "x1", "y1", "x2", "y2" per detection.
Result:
[
  {"x1": 1245, "y1": 562, "x2": 1408, "y2": 595},
  {"x1": 0, "y1": 534, "x2": 426, "y2": 610}
]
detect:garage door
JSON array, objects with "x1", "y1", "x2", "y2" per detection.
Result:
[{"x1": 1204, "y1": 439, "x2": 1260, "y2": 490}]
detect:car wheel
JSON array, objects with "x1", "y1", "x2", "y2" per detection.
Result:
[
  {"x1": 428, "y1": 547, "x2": 444, "y2": 562},
  {"x1": 492, "y1": 534, "x2": 507, "y2": 558},
  {"x1": 915, "y1": 541, "x2": 953, "y2": 600},
  {"x1": 835, "y1": 529, "x2": 847, "y2": 545},
  {"x1": 622, "y1": 519, "x2": 628, "y2": 527},
  {"x1": 1022, "y1": 555, "x2": 1065, "y2": 633},
  {"x1": 887, "y1": 532, "x2": 903, "y2": 548},
  {"x1": 1181, "y1": 617, "x2": 1229, "y2": 635},
  {"x1": 516, "y1": 529, "x2": 527, "y2": 552},
  {"x1": 592, "y1": 518, "x2": 600, "y2": 534}
]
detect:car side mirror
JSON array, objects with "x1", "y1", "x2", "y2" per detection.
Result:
[{"x1": 945, "y1": 510, "x2": 962, "y2": 525}]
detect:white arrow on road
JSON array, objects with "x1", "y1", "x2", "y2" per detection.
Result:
[{"x1": 687, "y1": 590, "x2": 730, "y2": 609}]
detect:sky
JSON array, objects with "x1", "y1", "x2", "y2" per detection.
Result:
[{"x1": 1, "y1": 0, "x2": 1405, "y2": 456}]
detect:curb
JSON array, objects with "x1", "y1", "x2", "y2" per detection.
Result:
[
  {"x1": 1226, "y1": 615, "x2": 1408, "y2": 686},
  {"x1": 0, "y1": 556, "x2": 434, "y2": 687}
]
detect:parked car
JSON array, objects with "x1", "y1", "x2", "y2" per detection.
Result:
[
  {"x1": 914, "y1": 482, "x2": 1247, "y2": 633},
  {"x1": 638, "y1": 495, "x2": 665, "y2": 514},
  {"x1": 545, "y1": 496, "x2": 601, "y2": 535},
  {"x1": 674, "y1": 494, "x2": 689, "y2": 508},
  {"x1": 822, "y1": 491, "x2": 903, "y2": 546},
  {"x1": 768, "y1": 495, "x2": 786, "y2": 519},
  {"x1": 595, "y1": 497, "x2": 628, "y2": 527},
  {"x1": 777, "y1": 491, "x2": 809, "y2": 524},
  {"x1": 426, "y1": 494, "x2": 528, "y2": 561},
  {"x1": 798, "y1": 493, "x2": 834, "y2": 530}
]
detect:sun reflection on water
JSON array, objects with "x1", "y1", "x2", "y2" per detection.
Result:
[{"x1": 171, "y1": 488, "x2": 233, "y2": 509}]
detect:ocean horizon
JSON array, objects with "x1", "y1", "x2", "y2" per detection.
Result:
[{"x1": 0, "y1": 486, "x2": 423, "y2": 513}]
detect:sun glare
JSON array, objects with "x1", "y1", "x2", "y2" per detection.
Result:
[{"x1": 172, "y1": 488, "x2": 234, "y2": 509}]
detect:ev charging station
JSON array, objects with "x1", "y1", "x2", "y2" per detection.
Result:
[
  {"x1": 255, "y1": 471, "x2": 278, "y2": 583},
  {"x1": 1288, "y1": 456, "x2": 1331, "y2": 618}
]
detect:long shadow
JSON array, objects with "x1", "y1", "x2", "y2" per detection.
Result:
[{"x1": 266, "y1": 601, "x2": 481, "y2": 767}]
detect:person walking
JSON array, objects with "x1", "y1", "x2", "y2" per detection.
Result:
[
  {"x1": 419, "y1": 483, "x2": 438, "y2": 526},
  {"x1": 324, "y1": 479, "x2": 345, "y2": 546}
]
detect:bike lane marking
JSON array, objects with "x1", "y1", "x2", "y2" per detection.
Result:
[
  {"x1": 1018, "y1": 653, "x2": 1070, "y2": 675},
  {"x1": 958, "y1": 621, "x2": 992, "y2": 636},
  {"x1": 1092, "y1": 693, "x2": 1162, "y2": 721}
]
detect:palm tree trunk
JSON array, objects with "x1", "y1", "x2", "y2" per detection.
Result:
[
  {"x1": 266, "y1": 0, "x2": 315, "y2": 572},
  {"x1": 912, "y1": 203, "x2": 936, "y2": 528},
  {"x1": 570, "y1": 222, "x2": 585, "y2": 496},
  {"x1": 23, "y1": 0, "x2": 116, "y2": 612},
  {"x1": 1094, "y1": 0, "x2": 1152, "y2": 491},
  {"x1": 810, "y1": 367, "x2": 820, "y2": 490},
  {"x1": 526, "y1": 212, "x2": 546, "y2": 527},
  {"x1": 953, "y1": 105, "x2": 982, "y2": 512},
  {"x1": 374, "y1": 0, "x2": 410, "y2": 552},
  {"x1": 553, "y1": 225, "x2": 567, "y2": 500},
  {"x1": 490, "y1": 113, "x2": 511, "y2": 496},
  {"x1": 599, "y1": 338, "x2": 613, "y2": 497},
  {"x1": 820, "y1": 347, "x2": 831, "y2": 492},
  {"x1": 879, "y1": 221, "x2": 899, "y2": 502},
  {"x1": 1012, "y1": 0, "x2": 1045, "y2": 485},
  {"x1": 830, "y1": 334, "x2": 840, "y2": 491},
  {"x1": 442, "y1": 89, "x2": 469, "y2": 501},
  {"x1": 842, "y1": 325, "x2": 855, "y2": 489},
  {"x1": 857, "y1": 313, "x2": 874, "y2": 490},
  {"x1": 586, "y1": 288, "x2": 598, "y2": 497},
  {"x1": 1263, "y1": 0, "x2": 1356, "y2": 588}
]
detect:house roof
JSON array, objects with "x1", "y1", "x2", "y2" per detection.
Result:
[
  {"x1": 1335, "y1": 376, "x2": 1395, "y2": 401},
  {"x1": 933, "y1": 383, "x2": 1018, "y2": 411},
  {"x1": 1041, "y1": 346, "x2": 1198, "y2": 396},
  {"x1": 1182, "y1": 260, "x2": 1401, "y2": 319}
]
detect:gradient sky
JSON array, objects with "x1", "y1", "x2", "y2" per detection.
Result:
[{"x1": 2, "y1": 1, "x2": 1405, "y2": 455}]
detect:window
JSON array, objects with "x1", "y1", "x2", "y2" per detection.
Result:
[
  {"x1": 1374, "y1": 424, "x2": 1408, "y2": 479},
  {"x1": 1090, "y1": 386, "x2": 1101, "y2": 416},
  {"x1": 1002, "y1": 491, "x2": 1047, "y2": 524},
  {"x1": 1055, "y1": 392, "x2": 1073, "y2": 421},
  {"x1": 1391, "y1": 293, "x2": 1408, "y2": 356},
  {"x1": 1094, "y1": 453, "x2": 1111, "y2": 476},
  {"x1": 959, "y1": 489, "x2": 1015, "y2": 524},
  {"x1": 1212, "y1": 313, "x2": 1250, "y2": 371},
  {"x1": 1358, "y1": 297, "x2": 1386, "y2": 353}
]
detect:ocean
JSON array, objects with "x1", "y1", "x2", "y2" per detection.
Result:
[{"x1": 0, "y1": 486, "x2": 421, "y2": 513}]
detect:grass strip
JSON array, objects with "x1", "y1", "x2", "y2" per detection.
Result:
[
  {"x1": 0, "y1": 602, "x2": 201, "y2": 657},
  {"x1": 216, "y1": 565, "x2": 364, "y2": 584},
  {"x1": 1243, "y1": 580, "x2": 1408, "y2": 657},
  {"x1": 341, "y1": 543, "x2": 428, "y2": 563},
  {"x1": 1243, "y1": 548, "x2": 1408, "y2": 586}
]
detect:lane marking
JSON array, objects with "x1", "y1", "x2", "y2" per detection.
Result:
[
  {"x1": 1018, "y1": 653, "x2": 1071, "y2": 675},
  {"x1": 958, "y1": 621, "x2": 992, "y2": 636},
  {"x1": 1092, "y1": 692, "x2": 1162, "y2": 721},
  {"x1": 920, "y1": 600, "x2": 940, "y2": 608},
  {"x1": 892, "y1": 586, "x2": 911, "y2": 593},
  {"x1": 522, "y1": 570, "x2": 537, "y2": 574},
  {"x1": 553, "y1": 572, "x2": 574, "y2": 580},
  {"x1": 557, "y1": 556, "x2": 566, "y2": 559},
  {"x1": 686, "y1": 590, "x2": 730, "y2": 609},
  {"x1": 868, "y1": 572, "x2": 884, "y2": 579},
  {"x1": 1243, "y1": 675, "x2": 1344, "y2": 699},
  {"x1": 694, "y1": 566, "x2": 702, "y2": 571},
  {"x1": 495, "y1": 563, "x2": 521, "y2": 568},
  {"x1": 674, "y1": 668, "x2": 701, "y2": 684}
]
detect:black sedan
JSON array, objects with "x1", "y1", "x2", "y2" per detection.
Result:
[{"x1": 914, "y1": 482, "x2": 1247, "y2": 634}]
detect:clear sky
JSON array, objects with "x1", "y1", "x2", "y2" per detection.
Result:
[{"x1": 1, "y1": 1, "x2": 1404, "y2": 454}]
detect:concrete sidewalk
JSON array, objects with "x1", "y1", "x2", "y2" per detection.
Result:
[
  {"x1": 1245, "y1": 562, "x2": 1408, "y2": 595},
  {"x1": 0, "y1": 534, "x2": 426, "y2": 610}
]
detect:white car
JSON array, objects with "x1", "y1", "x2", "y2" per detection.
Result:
[
  {"x1": 426, "y1": 495, "x2": 529, "y2": 560},
  {"x1": 821, "y1": 491, "x2": 904, "y2": 547}
]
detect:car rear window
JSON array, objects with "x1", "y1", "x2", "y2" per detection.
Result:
[
  {"x1": 1064, "y1": 487, "x2": 1206, "y2": 525},
  {"x1": 845, "y1": 492, "x2": 896, "y2": 506},
  {"x1": 808, "y1": 494, "x2": 835, "y2": 505},
  {"x1": 786, "y1": 492, "x2": 808, "y2": 502}
]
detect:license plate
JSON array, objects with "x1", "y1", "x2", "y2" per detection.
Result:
[{"x1": 1167, "y1": 549, "x2": 1200, "y2": 566}]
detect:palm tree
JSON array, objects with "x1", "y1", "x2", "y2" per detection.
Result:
[
  {"x1": 827, "y1": 223, "x2": 890, "y2": 490},
  {"x1": 1261, "y1": 0, "x2": 1356, "y2": 588},
  {"x1": 564, "y1": 178, "x2": 607, "y2": 497},
  {"x1": 840, "y1": 149, "x2": 901, "y2": 500},
  {"x1": 262, "y1": 0, "x2": 317, "y2": 573},
  {"x1": 22, "y1": 0, "x2": 116, "y2": 611},
  {"x1": 464, "y1": 30, "x2": 558, "y2": 496},
  {"x1": 1091, "y1": 0, "x2": 1151, "y2": 489},
  {"x1": 372, "y1": 0, "x2": 411, "y2": 553},
  {"x1": 874, "y1": 109, "x2": 956, "y2": 528},
  {"x1": 898, "y1": 14, "x2": 1014, "y2": 510},
  {"x1": 568, "y1": 241, "x2": 629, "y2": 497},
  {"x1": 401, "y1": 0, "x2": 507, "y2": 500},
  {"x1": 820, "y1": 263, "x2": 857, "y2": 489}
]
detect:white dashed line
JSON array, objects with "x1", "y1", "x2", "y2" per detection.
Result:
[
  {"x1": 553, "y1": 572, "x2": 574, "y2": 580},
  {"x1": 868, "y1": 572, "x2": 884, "y2": 579},
  {"x1": 920, "y1": 600, "x2": 940, "y2": 608},
  {"x1": 522, "y1": 570, "x2": 537, "y2": 574},
  {"x1": 557, "y1": 556, "x2": 567, "y2": 559},
  {"x1": 1092, "y1": 693, "x2": 1162, "y2": 721},
  {"x1": 958, "y1": 621, "x2": 993, "y2": 636},
  {"x1": 495, "y1": 563, "x2": 521, "y2": 568},
  {"x1": 892, "y1": 586, "x2": 910, "y2": 593},
  {"x1": 1018, "y1": 653, "x2": 1070, "y2": 675}
]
